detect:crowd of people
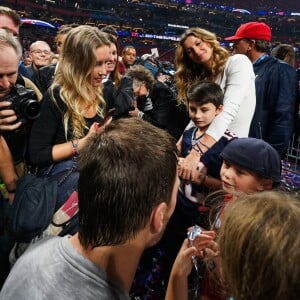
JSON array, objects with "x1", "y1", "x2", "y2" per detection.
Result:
[
  {"x1": 2, "y1": 0, "x2": 300, "y2": 60},
  {"x1": 0, "y1": 4, "x2": 299, "y2": 300}
]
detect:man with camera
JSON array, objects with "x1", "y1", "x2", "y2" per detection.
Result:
[{"x1": 0, "y1": 28, "x2": 40, "y2": 287}]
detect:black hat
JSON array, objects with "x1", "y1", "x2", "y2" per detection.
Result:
[{"x1": 220, "y1": 138, "x2": 281, "y2": 182}]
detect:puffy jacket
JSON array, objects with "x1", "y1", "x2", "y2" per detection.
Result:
[{"x1": 250, "y1": 56, "x2": 298, "y2": 158}]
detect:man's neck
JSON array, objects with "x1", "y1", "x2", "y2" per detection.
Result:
[
  {"x1": 69, "y1": 233, "x2": 145, "y2": 293},
  {"x1": 248, "y1": 51, "x2": 265, "y2": 63}
]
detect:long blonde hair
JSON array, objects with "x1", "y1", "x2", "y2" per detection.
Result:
[
  {"x1": 51, "y1": 25, "x2": 110, "y2": 139},
  {"x1": 175, "y1": 27, "x2": 229, "y2": 106},
  {"x1": 219, "y1": 191, "x2": 300, "y2": 300}
]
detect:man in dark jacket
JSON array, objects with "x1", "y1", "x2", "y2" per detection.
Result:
[
  {"x1": 34, "y1": 26, "x2": 72, "y2": 94},
  {"x1": 225, "y1": 22, "x2": 298, "y2": 158}
]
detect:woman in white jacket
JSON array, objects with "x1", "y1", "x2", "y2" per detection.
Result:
[{"x1": 175, "y1": 27, "x2": 256, "y2": 181}]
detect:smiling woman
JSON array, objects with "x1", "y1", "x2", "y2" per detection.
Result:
[
  {"x1": 29, "y1": 25, "x2": 111, "y2": 168},
  {"x1": 175, "y1": 27, "x2": 256, "y2": 184}
]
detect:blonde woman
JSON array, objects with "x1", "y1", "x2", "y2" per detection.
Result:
[
  {"x1": 175, "y1": 27, "x2": 256, "y2": 182},
  {"x1": 29, "y1": 25, "x2": 111, "y2": 169}
]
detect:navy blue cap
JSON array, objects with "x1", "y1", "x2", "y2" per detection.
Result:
[{"x1": 220, "y1": 138, "x2": 281, "y2": 182}]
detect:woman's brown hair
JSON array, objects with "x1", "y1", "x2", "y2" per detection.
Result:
[{"x1": 175, "y1": 27, "x2": 229, "y2": 106}]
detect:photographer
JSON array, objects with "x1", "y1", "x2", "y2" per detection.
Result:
[
  {"x1": 0, "y1": 28, "x2": 40, "y2": 287},
  {"x1": 127, "y1": 64, "x2": 178, "y2": 137}
]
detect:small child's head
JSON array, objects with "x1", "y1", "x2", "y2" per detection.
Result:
[
  {"x1": 219, "y1": 191, "x2": 300, "y2": 300},
  {"x1": 219, "y1": 138, "x2": 281, "y2": 196},
  {"x1": 187, "y1": 81, "x2": 223, "y2": 130}
]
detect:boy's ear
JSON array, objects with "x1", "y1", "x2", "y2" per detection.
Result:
[
  {"x1": 216, "y1": 105, "x2": 223, "y2": 115},
  {"x1": 258, "y1": 178, "x2": 273, "y2": 191}
]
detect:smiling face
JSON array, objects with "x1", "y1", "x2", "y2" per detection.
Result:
[
  {"x1": 220, "y1": 160, "x2": 267, "y2": 197},
  {"x1": 183, "y1": 35, "x2": 213, "y2": 67},
  {"x1": 188, "y1": 101, "x2": 222, "y2": 131},
  {"x1": 92, "y1": 45, "x2": 110, "y2": 87},
  {"x1": 106, "y1": 42, "x2": 118, "y2": 73},
  {"x1": 29, "y1": 42, "x2": 51, "y2": 69},
  {"x1": 122, "y1": 47, "x2": 136, "y2": 67}
]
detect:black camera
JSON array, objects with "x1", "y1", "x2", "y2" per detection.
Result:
[{"x1": 2, "y1": 84, "x2": 40, "y2": 123}]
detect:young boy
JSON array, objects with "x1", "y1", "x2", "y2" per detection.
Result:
[
  {"x1": 166, "y1": 137, "x2": 281, "y2": 300},
  {"x1": 130, "y1": 80, "x2": 230, "y2": 299}
]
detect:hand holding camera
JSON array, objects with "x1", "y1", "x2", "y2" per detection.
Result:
[
  {"x1": 0, "y1": 101, "x2": 22, "y2": 131},
  {"x1": 0, "y1": 84, "x2": 40, "y2": 131}
]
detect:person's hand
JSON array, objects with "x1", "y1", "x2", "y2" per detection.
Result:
[
  {"x1": 0, "y1": 101, "x2": 22, "y2": 131},
  {"x1": 178, "y1": 150, "x2": 201, "y2": 182},
  {"x1": 128, "y1": 107, "x2": 140, "y2": 118},
  {"x1": 203, "y1": 240, "x2": 220, "y2": 259},
  {"x1": 79, "y1": 119, "x2": 113, "y2": 150},
  {"x1": 191, "y1": 230, "x2": 215, "y2": 251},
  {"x1": 171, "y1": 239, "x2": 198, "y2": 278}
]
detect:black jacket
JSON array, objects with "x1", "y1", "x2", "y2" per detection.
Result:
[
  {"x1": 103, "y1": 76, "x2": 134, "y2": 117},
  {"x1": 138, "y1": 81, "x2": 188, "y2": 139},
  {"x1": 34, "y1": 63, "x2": 56, "y2": 94},
  {"x1": 250, "y1": 56, "x2": 298, "y2": 158}
]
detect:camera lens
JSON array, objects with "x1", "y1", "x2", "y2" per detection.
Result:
[{"x1": 22, "y1": 100, "x2": 40, "y2": 120}]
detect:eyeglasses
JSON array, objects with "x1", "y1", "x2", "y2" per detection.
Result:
[{"x1": 31, "y1": 50, "x2": 51, "y2": 55}]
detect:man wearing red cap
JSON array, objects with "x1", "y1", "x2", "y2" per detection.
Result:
[{"x1": 225, "y1": 22, "x2": 298, "y2": 158}]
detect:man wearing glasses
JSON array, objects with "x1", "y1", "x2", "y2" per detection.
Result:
[{"x1": 26, "y1": 41, "x2": 52, "y2": 81}]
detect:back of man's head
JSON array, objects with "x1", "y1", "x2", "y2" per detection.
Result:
[{"x1": 77, "y1": 118, "x2": 178, "y2": 249}]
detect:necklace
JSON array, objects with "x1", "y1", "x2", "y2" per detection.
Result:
[{"x1": 191, "y1": 127, "x2": 205, "y2": 147}]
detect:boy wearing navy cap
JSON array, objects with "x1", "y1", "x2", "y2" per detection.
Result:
[
  {"x1": 220, "y1": 137, "x2": 281, "y2": 197},
  {"x1": 167, "y1": 137, "x2": 282, "y2": 300}
]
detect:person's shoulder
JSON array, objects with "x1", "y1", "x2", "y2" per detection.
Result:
[
  {"x1": 273, "y1": 57, "x2": 296, "y2": 72},
  {"x1": 225, "y1": 54, "x2": 253, "y2": 72},
  {"x1": 38, "y1": 63, "x2": 56, "y2": 74},
  {"x1": 14, "y1": 236, "x2": 61, "y2": 266},
  {"x1": 228, "y1": 54, "x2": 250, "y2": 64}
]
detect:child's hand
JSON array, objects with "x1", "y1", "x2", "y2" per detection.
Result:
[
  {"x1": 203, "y1": 240, "x2": 220, "y2": 259},
  {"x1": 171, "y1": 239, "x2": 198, "y2": 278},
  {"x1": 191, "y1": 230, "x2": 215, "y2": 250}
]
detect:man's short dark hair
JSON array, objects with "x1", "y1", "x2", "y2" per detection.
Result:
[
  {"x1": 122, "y1": 45, "x2": 135, "y2": 55},
  {"x1": 77, "y1": 118, "x2": 178, "y2": 249},
  {"x1": 187, "y1": 80, "x2": 223, "y2": 107},
  {"x1": 253, "y1": 39, "x2": 271, "y2": 53}
]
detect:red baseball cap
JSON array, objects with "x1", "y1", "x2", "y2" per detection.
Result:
[{"x1": 225, "y1": 22, "x2": 271, "y2": 42}]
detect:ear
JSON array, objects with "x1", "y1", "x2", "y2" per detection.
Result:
[
  {"x1": 247, "y1": 39, "x2": 256, "y2": 52},
  {"x1": 257, "y1": 178, "x2": 273, "y2": 191},
  {"x1": 215, "y1": 105, "x2": 223, "y2": 116},
  {"x1": 150, "y1": 202, "x2": 168, "y2": 234}
]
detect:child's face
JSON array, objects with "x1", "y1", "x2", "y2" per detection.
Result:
[
  {"x1": 188, "y1": 101, "x2": 222, "y2": 130},
  {"x1": 220, "y1": 160, "x2": 266, "y2": 196}
]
